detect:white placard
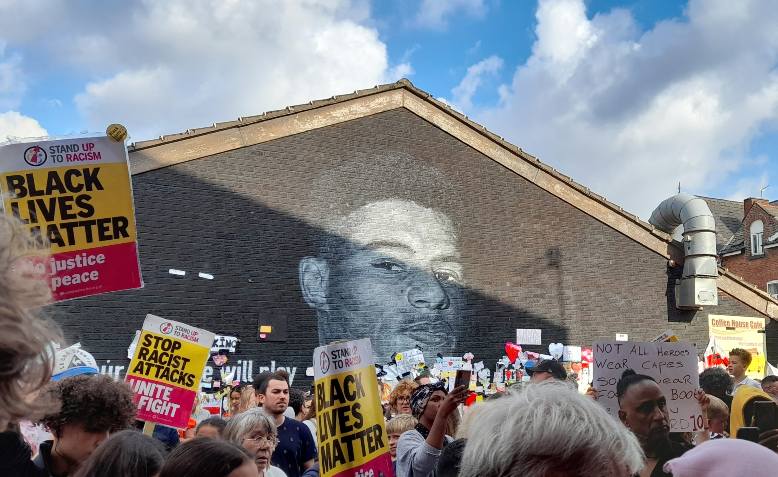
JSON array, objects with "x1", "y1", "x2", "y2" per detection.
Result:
[
  {"x1": 562, "y1": 345, "x2": 582, "y2": 362},
  {"x1": 394, "y1": 348, "x2": 425, "y2": 374},
  {"x1": 616, "y1": 333, "x2": 629, "y2": 341},
  {"x1": 516, "y1": 328, "x2": 542, "y2": 345},
  {"x1": 593, "y1": 341, "x2": 702, "y2": 432}
]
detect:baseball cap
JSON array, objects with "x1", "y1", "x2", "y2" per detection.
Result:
[{"x1": 526, "y1": 359, "x2": 567, "y2": 380}]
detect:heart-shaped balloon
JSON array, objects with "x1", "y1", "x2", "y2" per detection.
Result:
[
  {"x1": 505, "y1": 342, "x2": 522, "y2": 363},
  {"x1": 548, "y1": 343, "x2": 564, "y2": 359}
]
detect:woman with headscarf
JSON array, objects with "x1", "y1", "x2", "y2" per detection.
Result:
[{"x1": 394, "y1": 383, "x2": 467, "y2": 477}]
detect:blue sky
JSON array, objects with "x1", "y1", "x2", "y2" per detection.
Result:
[{"x1": 1, "y1": 0, "x2": 776, "y2": 218}]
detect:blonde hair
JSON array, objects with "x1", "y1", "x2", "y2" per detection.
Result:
[
  {"x1": 707, "y1": 394, "x2": 729, "y2": 421},
  {"x1": 237, "y1": 385, "x2": 257, "y2": 414},
  {"x1": 386, "y1": 414, "x2": 417, "y2": 435},
  {"x1": 0, "y1": 216, "x2": 60, "y2": 429}
]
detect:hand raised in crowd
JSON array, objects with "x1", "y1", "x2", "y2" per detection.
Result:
[
  {"x1": 693, "y1": 388, "x2": 710, "y2": 413},
  {"x1": 585, "y1": 385, "x2": 598, "y2": 400},
  {"x1": 440, "y1": 385, "x2": 468, "y2": 416}
]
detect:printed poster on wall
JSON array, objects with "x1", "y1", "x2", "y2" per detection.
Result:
[
  {"x1": 313, "y1": 338, "x2": 392, "y2": 477},
  {"x1": 593, "y1": 341, "x2": 703, "y2": 433},
  {"x1": 0, "y1": 135, "x2": 142, "y2": 301},
  {"x1": 125, "y1": 315, "x2": 214, "y2": 428},
  {"x1": 708, "y1": 314, "x2": 767, "y2": 378}
]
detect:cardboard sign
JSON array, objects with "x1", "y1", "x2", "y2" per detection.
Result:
[
  {"x1": 0, "y1": 135, "x2": 142, "y2": 301},
  {"x1": 593, "y1": 341, "x2": 702, "y2": 433},
  {"x1": 313, "y1": 338, "x2": 392, "y2": 477},
  {"x1": 394, "y1": 348, "x2": 425, "y2": 374},
  {"x1": 708, "y1": 314, "x2": 767, "y2": 378},
  {"x1": 562, "y1": 345, "x2": 582, "y2": 362},
  {"x1": 125, "y1": 315, "x2": 214, "y2": 428},
  {"x1": 516, "y1": 328, "x2": 542, "y2": 345}
]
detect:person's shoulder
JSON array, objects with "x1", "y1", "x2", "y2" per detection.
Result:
[
  {"x1": 671, "y1": 441, "x2": 694, "y2": 458},
  {"x1": 397, "y1": 429, "x2": 422, "y2": 444},
  {"x1": 268, "y1": 465, "x2": 289, "y2": 477}
]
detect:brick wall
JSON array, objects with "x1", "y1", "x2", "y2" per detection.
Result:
[
  {"x1": 721, "y1": 204, "x2": 778, "y2": 293},
  {"x1": 54, "y1": 109, "x2": 776, "y2": 387}
]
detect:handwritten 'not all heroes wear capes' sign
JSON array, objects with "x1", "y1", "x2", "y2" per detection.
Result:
[
  {"x1": 593, "y1": 341, "x2": 703, "y2": 433},
  {"x1": 125, "y1": 315, "x2": 214, "y2": 428},
  {"x1": 313, "y1": 338, "x2": 392, "y2": 477},
  {"x1": 0, "y1": 135, "x2": 142, "y2": 301}
]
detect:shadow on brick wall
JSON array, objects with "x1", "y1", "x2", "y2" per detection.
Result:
[{"x1": 52, "y1": 166, "x2": 568, "y2": 387}]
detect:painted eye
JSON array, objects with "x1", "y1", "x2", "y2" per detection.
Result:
[
  {"x1": 372, "y1": 260, "x2": 404, "y2": 272},
  {"x1": 434, "y1": 269, "x2": 461, "y2": 284}
]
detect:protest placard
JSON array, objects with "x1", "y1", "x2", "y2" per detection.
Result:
[
  {"x1": 125, "y1": 315, "x2": 214, "y2": 429},
  {"x1": 0, "y1": 134, "x2": 142, "y2": 301},
  {"x1": 313, "y1": 338, "x2": 392, "y2": 477},
  {"x1": 395, "y1": 348, "x2": 425, "y2": 375},
  {"x1": 593, "y1": 341, "x2": 702, "y2": 432},
  {"x1": 516, "y1": 328, "x2": 542, "y2": 345},
  {"x1": 708, "y1": 314, "x2": 767, "y2": 378}
]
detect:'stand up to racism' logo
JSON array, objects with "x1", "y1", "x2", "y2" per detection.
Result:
[
  {"x1": 23, "y1": 146, "x2": 47, "y2": 167},
  {"x1": 159, "y1": 322, "x2": 174, "y2": 335},
  {"x1": 319, "y1": 350, "x2": 330, "y2": 374}
]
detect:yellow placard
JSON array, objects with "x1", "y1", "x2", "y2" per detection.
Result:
[
  {"x1": 1, "y1": 163, "x2": 137, "y2": 253},
  {"x1": 126, "y1": 330, "x2": 210, "y2": 391},
  {"x1": 708, "y1": 314, "x2": 767, "y2": 379},
  {"x1": 315, "y1": 365, "x2": 390, "y2": 476}
]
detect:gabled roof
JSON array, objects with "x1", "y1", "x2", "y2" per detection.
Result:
[
  {"x1": 697, "y1": 196, "x2": 744, "y2": 252},
  {"x1": 126, "y1": 79, "x2": 778, "y2": 319},
  {"x1": 718, "y1": 201, "x2": 778, "y2": 254}
]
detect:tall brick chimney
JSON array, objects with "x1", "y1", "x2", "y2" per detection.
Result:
[{"x1": 744, "y1": 197, "x2": 769, "y2": 217}]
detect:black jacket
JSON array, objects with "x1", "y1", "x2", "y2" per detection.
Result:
[{"x1": 0, "y1": 431, "x2": 54, "y2": 477}]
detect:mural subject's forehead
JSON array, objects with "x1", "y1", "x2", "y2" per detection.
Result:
[{"x1": 339, "y1": 199, "x2": 459, "y2": 257}]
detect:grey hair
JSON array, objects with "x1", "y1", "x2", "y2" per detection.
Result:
[
  {"x1": 458, "y1": 381, "x2": 644, "y2": 477},
  {"x1": 223, "y1": 408, "x2": 277, "y2": 444}
]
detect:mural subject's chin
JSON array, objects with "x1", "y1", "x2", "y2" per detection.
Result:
[{"x1": 371, "y1": 321, "x2": 457, "y2": 364}]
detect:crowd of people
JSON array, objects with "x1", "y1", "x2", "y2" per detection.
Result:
[{"x1": 2, "y1": 215, "x2": 778, "y2": 477}]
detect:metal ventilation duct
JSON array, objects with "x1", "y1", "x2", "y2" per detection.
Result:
[{"x1": 649, "y1": 193, "x2": 718, "y2": 309}]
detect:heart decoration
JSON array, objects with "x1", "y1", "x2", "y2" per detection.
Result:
[
  {"x1": 548, "y1": 343, "x2": 564, "y2": 360},
  {"x1": 505, "y1": 342, "x2": 522, "y2": 364}
]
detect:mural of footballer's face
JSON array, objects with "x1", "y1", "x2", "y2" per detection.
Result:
[{"x1": 300, "y1": 199, "x2": 464, "y2": 362}]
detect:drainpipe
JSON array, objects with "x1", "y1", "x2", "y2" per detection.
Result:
[{"x1": 649, "y1": 193, "x2": 718, "y2": 309}]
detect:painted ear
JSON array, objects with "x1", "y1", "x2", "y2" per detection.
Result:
[{"x1": 299, "y1": 257, "x2": 330, "y2": 311}]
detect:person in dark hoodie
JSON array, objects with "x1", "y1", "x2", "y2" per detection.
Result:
[{"x1": 2, "y1": 374, "x2": 137, "y2": 477}]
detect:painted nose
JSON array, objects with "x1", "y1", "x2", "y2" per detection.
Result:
[{"x1": 407, "y1": 272, "x2": 450, "y2": 310}]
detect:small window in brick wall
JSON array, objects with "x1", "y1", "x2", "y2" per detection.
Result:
[
  {"x1": 769, "y1": 281, "x2": 778, "y2": 300},
  {"x1": 750, "y1": 220, "x2": 764, "y2": 256}
]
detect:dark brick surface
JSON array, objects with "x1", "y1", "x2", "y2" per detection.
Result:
[{"x1": 53, "y1": 109, "x2": 776, "y2": 387}]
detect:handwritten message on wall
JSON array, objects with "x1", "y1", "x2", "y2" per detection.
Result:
[{"x1": 593, "y1": 341, "x2": 702, "y2": 433}]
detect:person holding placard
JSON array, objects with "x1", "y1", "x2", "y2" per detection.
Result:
[{"x1": 616, "y1": 370, "x2": 695, "y2": 477}]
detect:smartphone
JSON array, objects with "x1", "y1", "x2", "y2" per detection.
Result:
[
  {"x1": 736, "y1": 426, "x2": 760, "y2": 442},
  {"x1": 754, "y1": 400, "x2": 778, "y2": 433},
  {"x1": 454, "y1": 370, "x2": 472, "y2": 389}
]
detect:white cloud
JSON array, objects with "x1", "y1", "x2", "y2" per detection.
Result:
[
  {"x1": 450, "y1": 55, "x2": 504, "y2": 110},
  {"x1": 414, "y1": 0, "x2": 487, "y2": 30},
  {"x1": 475, "y1": 0, "x2": 778, "y2": 218},
  {"x1": 0, "y1": 0, "x2": 405, "y2": 142},
  {"x1": 0, "y1": 111, "x2": 47, "y2": 142}
]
